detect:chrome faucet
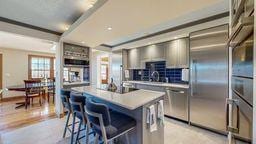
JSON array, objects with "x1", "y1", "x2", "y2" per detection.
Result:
[{"x1": 151, "y1": 71, "x2": 159, "y2": 82}]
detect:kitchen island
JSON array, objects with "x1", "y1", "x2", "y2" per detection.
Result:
[{"x1": 72, "y1": 86, "x2": 165, "y2": 144}]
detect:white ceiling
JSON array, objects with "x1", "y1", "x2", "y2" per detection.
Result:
[
  {"x1": 62, "y1": 0, "x2": 229, "y2": 48},
  {"x1": 0, "y1": 0, "x2": 97, "y2": 33},
  {"x1": 0, "y1": 31, "x2": 56, "y2": 53}
]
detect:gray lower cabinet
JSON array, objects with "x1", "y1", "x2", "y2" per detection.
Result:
[
  {"x1": 164, "y1": 87, "x2": 188, "y2": 121},
  {"x1": 166, "y1": 38, "x2": 189, "y2": 68},
  {"x1": 127, "y1": 48, "x2": 141, "y2": 69}
]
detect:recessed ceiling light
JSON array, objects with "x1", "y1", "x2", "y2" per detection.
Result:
[
  {"x1": 81, "y1": 41, "x2": 85, "y2": 44},
  {"x1": 107, "y1": 27, "x2": 112, "y2": 30},
  {"x1": 88, "y1": 4, "x2": 94, "y2": 8},
  {"x1": 65, "y1": 27, "x2": 69, "y2": 31}
]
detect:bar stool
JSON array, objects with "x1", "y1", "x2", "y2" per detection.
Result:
[
  {"x1": 69, "y1": 92, "x2": 91, "y2": 144},
  {"x1": 85, "y1": 98, "x2": 136, "y2": 144},
  {"x1": 60, "y1": 89, "x2": 72, "y2": 138}
]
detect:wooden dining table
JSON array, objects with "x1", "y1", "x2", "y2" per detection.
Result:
[{"x1": 7, "y1": 81, "x2": 54, "y2": 109}]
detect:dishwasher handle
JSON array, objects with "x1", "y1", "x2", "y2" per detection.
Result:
[{"x1": 166, "y1": 88, "x2": 185, "y2": 94}]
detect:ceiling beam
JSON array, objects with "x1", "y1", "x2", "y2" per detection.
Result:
[{"x1": 0, "y1": 16, "x2": 62, "y2": 36}]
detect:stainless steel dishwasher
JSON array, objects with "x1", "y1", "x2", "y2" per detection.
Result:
[{"x1": 164, "y1": 87, "x2": 188, "y2": 122}]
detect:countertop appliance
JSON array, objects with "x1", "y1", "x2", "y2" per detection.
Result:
[
  {"x1": 164, "y1": 87, "x2": 188, "y2": 122},
  {"x1": 189, "y1": 24, "x2": 229, "y2": 134},
  {"x1": 63, "y1": 43, "x2": 89, "y2": 67}
]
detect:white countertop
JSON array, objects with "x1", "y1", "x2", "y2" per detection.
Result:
[
  {"x1": 63, "y1": 81, "x2": 90, "y2": 86},
  {"x1": 123, "y1": 81, "x2": 189, "y2": 89},
  {"x1": 72, "y1": 86, "x2": 165, "y2": 110}
]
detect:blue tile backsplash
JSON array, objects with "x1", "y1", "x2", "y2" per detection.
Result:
[{"x1": 131, "y1": 61, "x2": 187, "y2": 84}]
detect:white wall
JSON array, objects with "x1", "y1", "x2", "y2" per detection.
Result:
[
  {"x1": 0, "y1": 48, "x2": 55, "y2": 98},
  {"x1": 91, "y1": 50, "x2": 111, "y2": 88}
]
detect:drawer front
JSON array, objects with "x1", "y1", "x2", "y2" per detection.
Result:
[{"x1": 232, "y1": 76, "x2": 253, "y2": 106}]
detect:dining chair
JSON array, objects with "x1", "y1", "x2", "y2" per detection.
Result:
[
  {"x1": 24, "y1": 80, "x2": 42, "y2": 109},
  {"x1": 47, "y1": 78, "x2": 55, "y2": 103}
]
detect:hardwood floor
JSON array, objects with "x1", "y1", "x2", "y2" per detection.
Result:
[{"x1": 0, "y1": 96, "x2": 56, "y2": 134}]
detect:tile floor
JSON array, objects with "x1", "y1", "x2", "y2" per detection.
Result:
[{"x1": 0, "y1": 117, "x2": 229, "y2": 144}]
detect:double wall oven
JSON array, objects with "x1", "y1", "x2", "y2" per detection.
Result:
[
  {"x1": 226, "y1": 0, "x2": 254, "y2": 143},
  {"x1": 230, "y1": 34, "x2": 253, "y2": 143}
]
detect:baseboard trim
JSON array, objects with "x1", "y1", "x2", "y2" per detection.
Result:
[{"x1": 0, "y1": 96, "x2": 24, "y2": 102}]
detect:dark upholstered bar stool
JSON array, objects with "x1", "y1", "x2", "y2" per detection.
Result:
[
  {"x1": 69, "y1": 92, "x2": 91, "y2": 144},
  {"x1": 85, "y1": 98, "x2": 136, "y2": 144},
  {"x1": 60, "y1": 89, "x2": 72, "y2": 138}
]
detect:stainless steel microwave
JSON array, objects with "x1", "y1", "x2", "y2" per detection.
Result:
[{"x1": 64, "y1": 58, "x2": 89, "y2": 67}]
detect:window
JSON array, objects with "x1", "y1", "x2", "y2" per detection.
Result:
[{"x1": 28, "y1": 55, "x2": 55, "y2": 79}]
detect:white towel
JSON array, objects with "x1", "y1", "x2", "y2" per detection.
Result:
[
  {"x1": 146, "y1": 105, "x2": 157, "y2": 132},
  {"x1": 157, "y1": 100, "x2": 165, "y2": 126},
  {"x1": 181, "y1": 68, "x2": 189, "y2": 81}
]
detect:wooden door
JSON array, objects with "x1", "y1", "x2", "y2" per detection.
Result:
[{"x1": 101, "y1": 64, "x2": 108, "y2": 84}]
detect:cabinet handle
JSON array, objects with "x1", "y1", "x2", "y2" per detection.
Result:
[
  {"x1": 171, "y1": 90, "x2": 185, "y2": 94},
  {"x1": 226, "y1": 98, "x2": 240, "y2": 134},
  {"x1": 167, "y1": 89, "x2": 185, "y2": 94}
]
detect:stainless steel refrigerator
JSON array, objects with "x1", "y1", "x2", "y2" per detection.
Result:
[{"x1": 189, "y1": 24, "x2": 229, "y2": 133}]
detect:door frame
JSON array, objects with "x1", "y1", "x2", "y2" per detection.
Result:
[{"x1": 0, "y1": 54, "x2": 3, "y2": 100}]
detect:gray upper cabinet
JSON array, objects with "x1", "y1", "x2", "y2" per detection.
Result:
[
  {"x1": 166, "y1": 40, "x2": 178, "y2": 68},
  {"x1": 127, "y1": 48, "x2": 141, "y2": 69},
  {"x1": 177, "y1": 38, "x2": 189, "y2": 68},
  {"x1": 141, "y1": 43, "x2": 166, "y2": 62},
  {"x1": 127, "y1": 37, "x2": 188, "y2": 69},
  {"x1": 151, "y1": 43, "x2": 166, "y2": 61},
  {"x1": 140, "y1": 46, "x2": 151, "y2": 62},
  {"x1": 166, "y1": 38, "x2": 189, "y2": 68}
]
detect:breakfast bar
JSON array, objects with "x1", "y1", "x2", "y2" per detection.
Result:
[{"x1": 72, "y1": 86, "x2": 165, "y2": 144}]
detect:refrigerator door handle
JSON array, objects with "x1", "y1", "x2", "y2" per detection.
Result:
[
  {"x1": 190, "y1": 59, "x2": 197, "y2": 97},
  {"x1": 226, "y1": 98, "x2": 240, "y2": 134}
]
